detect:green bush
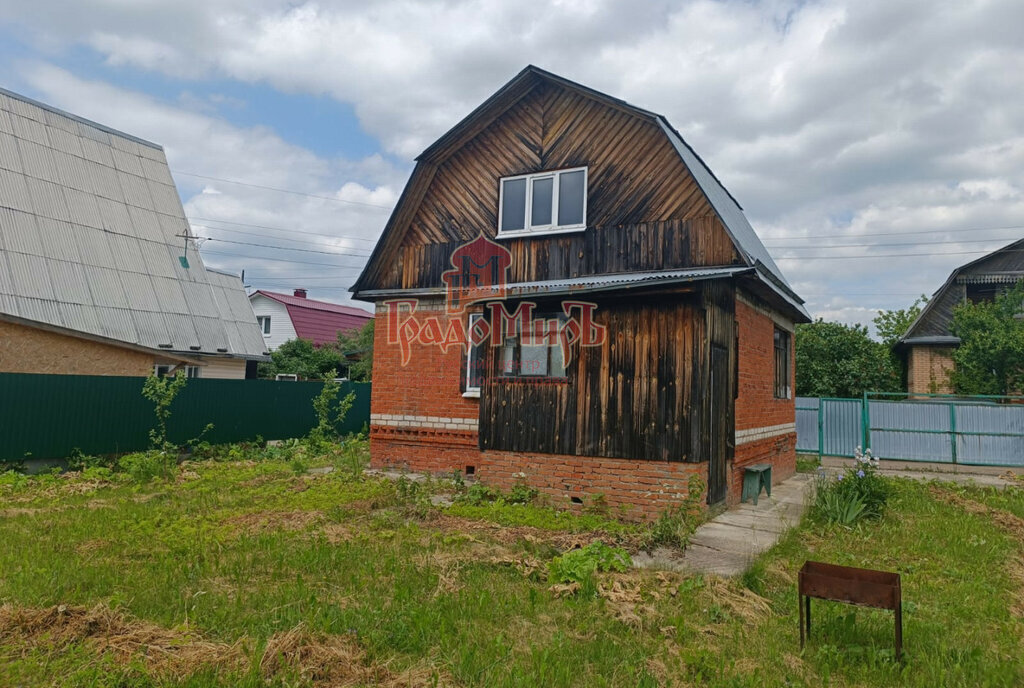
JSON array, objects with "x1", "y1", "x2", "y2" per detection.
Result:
[
  {"x1": 118, "y1": 451, "x2": 174, "y2": 483},
  {"x1": 457, "y1": 482, "x2": 502, "y2": 506}
]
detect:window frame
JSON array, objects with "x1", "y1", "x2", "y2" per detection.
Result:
[
  {"x1": 496, "y1": 313, "x2": 569, "y2": 382},
  {"x1": 464, "y1": 312, "x2": 485, "y2": 396},
  {"x1": 257, "y1": 315, "x2": 271, "y2": 336},
  {"x1": 497, "y1": 166, "x2": 588, "y2": 238},
  {"x1": 154, "y1": 364, "x2": 200, "y2": 379},
  {"x1": 773, "y1": 326, "x2": 791, "y2": 400}
]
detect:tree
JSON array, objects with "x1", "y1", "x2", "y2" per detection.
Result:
[
  {"x1": 874, "y1": 296, "x2": 927, "y2": 349},
  {"x1": 795, "y1": 319, "x2": 900, "y2": 398},
  {"x1": 258, "y1": 338, "x2": 344, "y2": 380},
  {"x1": 950, "y1": 282, "x2": 1024, "y2": 395},
  {"x1": 337, "y1": 320, "x2": 374, "y2": 382},
  {"x1": 873, "y1": 295, "x2": 927, "y2": 386}
]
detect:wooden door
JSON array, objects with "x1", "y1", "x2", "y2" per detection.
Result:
[{"x1": 707, "y1": 344, "x2": 729, "y2": 505}]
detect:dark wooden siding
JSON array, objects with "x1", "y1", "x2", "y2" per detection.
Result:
[
  {"x1": 372, "y1": 81, "x2": 741, "y2": 291},
  {"x1": 480, "y1": 283, "x2": 736, "y2": 462}
]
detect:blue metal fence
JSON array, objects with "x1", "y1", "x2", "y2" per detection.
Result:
[{"x1": 796, "y1": 393, "x2": 1024, "y2": 466}]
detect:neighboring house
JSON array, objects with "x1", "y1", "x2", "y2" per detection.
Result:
[
  {"x1": 351, "y1": 66, "x2": 810, "y2": 517},
  {"x1": 0, "y1": 87, "x2": 268, "y2": 378},
  {"x1": 248, "y1": 289, "x2": 373, "y2": 350},
  {"x1": 899, "y1": 238, "x2": 1024, "y2": 395}
]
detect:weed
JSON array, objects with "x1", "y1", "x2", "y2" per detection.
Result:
[
  {"x1": 812, "y1": 447, "x2": 890, "y2": 525},
  {"x1": 646, "y1": 474, "x2": 706, "y2": 549},
  {"x1": 547, "y1": 541, "x2": 631, "y2": 595},
  {"x1": 306, "y1": 372, "x2": 355, "y2": 452},
  {"x1": 67, "y1": 449, "x2": 113, "y2": 472},
  {"x1": 117, "y1": 451, "x2": 175, "y2": 483},
  {"x1": 457, "y1": 482, "x2": 501, "y2": 506},
  {"x1": 507, "y1": 478, "x2": 538, "y2": 505}
]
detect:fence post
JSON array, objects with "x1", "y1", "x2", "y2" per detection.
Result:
[
  {"x1": 949, "y1": 402, "x2": 958, "y2": 464},
  {"x1": 862, "y1": 391, "x2": 871, "y2": 453},
  {"x1": 817, "y1": 400, "x2": 824, "y2": 461}
]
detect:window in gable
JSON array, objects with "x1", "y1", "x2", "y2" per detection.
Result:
[
  {"x1": 257, "y1": 315, "x2": 271, "y2": 336},
  {"x1": 498, "y1": 167, "x2": 587, "y2": 237}
]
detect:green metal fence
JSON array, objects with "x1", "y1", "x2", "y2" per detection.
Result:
[
  {"x1": 796, "y1": 392, "x2": 1024, "y2": 466},
  {"x1": 0, "y1": 373, "x2": 371, "y2": 462}
]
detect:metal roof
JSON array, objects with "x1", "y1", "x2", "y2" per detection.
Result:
[
  {"x1": 356, "y1": 266, "x2": 754, "y2": 300},
  {"x1": 0, "y1": 88, "x2": 268, "y2": 360},
  {"x1": 251, "y1": 290, "x2": 373, "y2": 347}
]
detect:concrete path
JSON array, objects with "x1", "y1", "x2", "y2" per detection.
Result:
[{"x1": 633, "y1": 474, "x2": 812, "y2": 577}]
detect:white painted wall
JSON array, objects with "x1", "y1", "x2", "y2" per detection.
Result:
[{"x1": 248, "y1": 293, "x2": 297, "y2": 351}]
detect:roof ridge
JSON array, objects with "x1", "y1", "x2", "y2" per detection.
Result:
[{"x1": 0, "y1": 86, "x2": 163, "y2": 150}]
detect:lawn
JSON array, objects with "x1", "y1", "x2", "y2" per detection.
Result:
[{"x1": 1, "y1": 441, "x2": 1022, "y2": 687}]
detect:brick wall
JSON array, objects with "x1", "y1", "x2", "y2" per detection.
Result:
[
  {"x1": 368, "y1": 290, "x2": 798, "y2": 520},
  {"x1": 907, "y1": 345, "x2": 954, "y2": 395},
  {"x1": 0, "y1": 320, "x2": 155, "y2": 376}
]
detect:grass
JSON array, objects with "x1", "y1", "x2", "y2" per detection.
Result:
[{"x1": 1, "y1": 442, "x2": 1022, "y2": 687}]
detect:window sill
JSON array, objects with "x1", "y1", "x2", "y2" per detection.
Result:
[
  {"x1": 495, "y1": 225, "x2": 586, "y2": 240},
  {"x1": 462, "y1": 390, "x2": 481, "y2": 399}
]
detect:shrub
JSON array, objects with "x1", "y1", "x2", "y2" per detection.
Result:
[
  {"x1": 812, "y1": 447, "x2": 890, "y2": 525},
  {"x1": 118, "y1": 451, "x2": 174, "y2": 483},
  {"x1": 67, "y1": 449, "x2": 113, "y2": 472},
  {"x1": 507, "y1": 478, "x2": 538, "y2": 505}
]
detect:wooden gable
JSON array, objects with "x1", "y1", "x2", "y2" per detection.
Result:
[{"x1": 358, "y1": 77, "x2": 743, "y2": 293}]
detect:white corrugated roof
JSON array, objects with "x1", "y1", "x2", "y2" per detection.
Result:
[{"x1": 0, "y1": 87, "x2": 268, "y2": 360}]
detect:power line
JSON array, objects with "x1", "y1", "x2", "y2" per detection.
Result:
[
  {"x1": 187, "y1": 216, "x2": 381, "y2": 244},
  {"x1": 200, "y1": 249, "x2": 367, "y2": 268},
  {"x1": 196, "y1": 236, "x2": 372, "y2": 257},
  {"x1": 768, "y1": 237, "x2": 1021, "y2": 250},
  {"x1": 189, "y1": 222, "x2": 375, "y2": 250},
  {"x1": 775, "y1": 248, "x2": 1024, "y2": 261},
  {"x1": 763, "y1": 224, "x2": 1024, "y2": 242},
  {"x1": 171, "y1": 170, "x2": 396, "y2": 210}
]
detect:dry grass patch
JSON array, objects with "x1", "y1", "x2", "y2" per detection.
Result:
[
  {"x1": 224, "y1": 509, "x2": 324, "y2": 536},
  {"x1": 0, "y1": 605, "x2": 451, "y2": 686}
]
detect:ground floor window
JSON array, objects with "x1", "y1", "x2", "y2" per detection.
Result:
[
  {"x1": 154, "y1": 364, "x2": 200, "y2": 378},
  {"x1": 774, "y1": 327, "x2": 790, "y2": 399},
  {"x1": 498, "y1": 313, "x2": 568, "y2": 379}
]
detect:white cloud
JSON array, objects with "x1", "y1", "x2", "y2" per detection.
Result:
[
  {"x1": 17, "y1": 63, "x2": 401, "y2": 309},
  {"x1": 2, "y1": 0, "x2": 1023, "y2": 327}
]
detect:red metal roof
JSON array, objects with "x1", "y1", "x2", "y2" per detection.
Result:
[{"x1": 253, "y1": 290, "x2": 373, "y2": 347}]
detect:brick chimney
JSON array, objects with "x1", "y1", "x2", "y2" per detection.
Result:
[{"x1": 293, "y1": 288, "x2": 307, "y2": 299}]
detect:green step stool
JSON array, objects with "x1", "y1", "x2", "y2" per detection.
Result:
[{"x1": 742, "y1": 464, "x2": 772, "y2": 505}]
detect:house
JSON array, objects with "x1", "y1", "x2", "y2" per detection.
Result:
[
  {"x1": 248, "y1": 288, "x2": 373, "y2": 351},
  {"x1": 0, "y1": 87, "x2": 268, "y2": 378},
  {"x1": 899, "y1": 237, "x2": 1024, "y2": 395},
  {"x1": 351, "y1": 66, "x2": 810, "y2": 518}
]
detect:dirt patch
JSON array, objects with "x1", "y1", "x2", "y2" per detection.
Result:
[
  {"x1": 0, "y1": 604, "x2": 450, "y2": 686},
  {"x1": 432, "y1": 514, "x2": 638, "y2": 551},
  {"x1": 224, "y1": 510, "x2": 324, "y2": 535}
]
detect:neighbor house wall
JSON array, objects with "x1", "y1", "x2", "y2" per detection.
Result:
[
  {"x1": 0, "y1": 320, "x2": 155, "y2": 376},
  {"x1": 248, "y1": 293, "x2": 297, "y2": 351},
  {"x1": 907, "y1": 345, "x2": 955, "y2": 395},
  {"x1": 197, "y1": 357, "x2": 248, "y2": 379}
]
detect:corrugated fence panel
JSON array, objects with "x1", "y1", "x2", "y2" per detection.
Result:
[
  {"x1": 955, "y1": 403, "x2": 1024, "y2": 465},
  {"x1": 869, "y1": 400, "x2": 953, "y2": 463},
  {"x1": 798, "y1": 396, "x2": 1024, "y2": 466},
  {"x1": 795, "y1": 396, "x2": 819, "y2": 453},
  {"x1": 820, "y1": 399, "x2": 861, "y2": 458},
  {"x1": 0, "y1": 373, "x2": 371, "y2": 461}
]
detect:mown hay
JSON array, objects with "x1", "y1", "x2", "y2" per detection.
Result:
[{"x1": 0, "y1": 605, "x2": 450, "y2": 686}]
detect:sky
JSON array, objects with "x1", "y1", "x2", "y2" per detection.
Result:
[{"x1": 1, "y1": 0, "x2": 1022, "y2": 330}]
